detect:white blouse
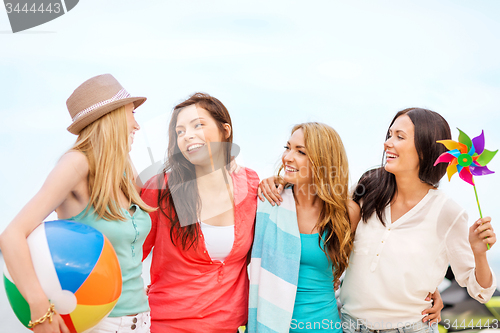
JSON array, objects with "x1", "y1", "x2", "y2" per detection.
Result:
[
  {"x1": 199, "y1": 221, "x2": 234, "y2": 262},
  {"x1": 340, "y1": 188, "x2": 497, "y2": 327}
]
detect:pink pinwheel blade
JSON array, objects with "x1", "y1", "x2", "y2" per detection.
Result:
[
  {"x1": 472, "y1": 130, "x2": 485, "y2": 155},
  {"x1": 434, "y1": 153, "x2": 455, "y2": 166},
  {"x1": 470, "y1": 165, "x2": 495, "y2": 176},
  {"x1": 458, "y1": 167, "x2": 474, "y2": 185}
]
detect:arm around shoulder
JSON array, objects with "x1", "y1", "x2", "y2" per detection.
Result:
[
  {"x1": 140, "y1": 174, "x2": 164, "y2": 260},
  {"x1": 347, "y1": 199, "x2": 361, "y2": 233}
]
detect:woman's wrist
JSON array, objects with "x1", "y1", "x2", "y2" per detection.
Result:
[
  {"x1": 474, "y1": 253, "x2": 493, "y2": 288},
  {"x1": 29, "y1": 302, "x2": 57, "y2": 328},
  {"x1": 28, "y1": 295, "x2": 51, "y2": 314},
  {"x1": 473, "y1": 251, "x2": 488, "y2": 262}
]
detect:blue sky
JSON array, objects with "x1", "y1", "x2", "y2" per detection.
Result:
[{"x1": 1, "y1": 0, "x2": 500, "y2": 272}]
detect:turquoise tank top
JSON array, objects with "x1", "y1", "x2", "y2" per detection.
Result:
[
  {"x1": 290, "y1": 233, "x2": 341, "y2": 333},
  {"x1": 67, "y1": 203, "x2": 151, "y2": 317}
]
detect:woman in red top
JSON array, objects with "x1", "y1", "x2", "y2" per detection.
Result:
[{"x1": 141, "y1": 93, "x2": 259, "y2": 333}]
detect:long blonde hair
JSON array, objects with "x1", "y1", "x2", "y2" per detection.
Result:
[
  {"x1": 279, "y1": 122, "x2": 353, "y2": 281},
  {"x1": 71, "y1": 105, "x2": 154, "y2": 221}
]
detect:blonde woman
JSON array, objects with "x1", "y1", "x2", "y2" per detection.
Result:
[
  {"x1": 0, "y1": 74, "x2": 154, "y2": 333},
  {"x1": 248, "y1": 122, "x2": 354, "y2": 332}
]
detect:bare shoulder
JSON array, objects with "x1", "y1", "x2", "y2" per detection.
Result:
[
  {"x1": 347, "y1": 199, "x2": 361, "y2": 232},
  {"x1": 59, "y1": 150, "x2": 89, "y2": 177}
]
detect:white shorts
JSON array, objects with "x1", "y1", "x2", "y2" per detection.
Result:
[{"x1": 86, "y1": 312, "x2": 151, "y2": 333}]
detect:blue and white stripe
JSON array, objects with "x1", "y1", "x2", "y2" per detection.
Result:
[{"x1": 248, "y1": 188, "x2": 301, "y2": 333}]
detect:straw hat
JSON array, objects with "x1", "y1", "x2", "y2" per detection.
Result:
[{"x1": 66, "y1": 74, "x2": 146, "y2": 134}]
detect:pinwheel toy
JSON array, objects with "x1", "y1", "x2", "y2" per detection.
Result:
[{"x1": 434, "y1": 128, "x2": 497, "y2": 249}]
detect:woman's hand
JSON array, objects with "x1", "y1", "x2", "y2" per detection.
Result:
[
  {"x1": 33, "y1": 315, "x2": 70, "y2": 333},
  {"x1": 469, "y1": 217, "x2": 496, "y2": 254},
  {"x1": 334, "y1": 279, "x2": 341, "y2": 291},
  {"x1": 30, "y1": 301, "x2": 70, "y2": 333},
  {"x1": 422, "y1": 289, "x2": 443, "y2": 325},
  {"x1": 229, "y1": 159, "x2": 241, "y2": 174},
  {"x1": 257, "y1": 176, "x2": 284, "y2": 206}
]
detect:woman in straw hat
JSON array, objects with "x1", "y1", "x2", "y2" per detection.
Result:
[{"x1": 0, "y1": 74, "x2": 155, "y2": 333}]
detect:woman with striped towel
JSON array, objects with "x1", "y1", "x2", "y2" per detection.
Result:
[{"x1": 248, "y1": 122, "x2": 355, "y2": 332}]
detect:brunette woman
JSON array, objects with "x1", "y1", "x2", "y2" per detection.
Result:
[
  {"x1": 141, "y1": 93, "x2": 259, "y2": 332},
  {"x1": 340, "y1": 108, "x2": 496, "y2": 333}
]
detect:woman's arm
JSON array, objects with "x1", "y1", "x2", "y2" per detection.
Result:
[
  {"x1": 422, "y1": 289, "x2": 443, "y2": 324},
  {"x1": 257, "y1": 176, "x2": 284, "y2": 206},
  {"x1": 0, "y1": 151, "x2": 88, "y2": 333},
  {"x1": 469, "y1": 217, "x2": 496, "y2": 289},
  {"x1": 140, "y1": 176, "x2": 160, "y2": 260},
  {"x1": 347, "y1": 199, "x2": 361, "y2": 233},
  {"x1": 128, "y1": 154, "x2": 142, "y2": 193},
  {"x1": 447, "y1": 212, "x2": 497, "y2": 303}
]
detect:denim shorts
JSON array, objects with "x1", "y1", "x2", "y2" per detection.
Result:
[
  {"x1": 84, "y1": 312, "x2": 151, "y2": 333},
  {"x1": 340, "y1": 310, "x2": 437, "y2": 333}
]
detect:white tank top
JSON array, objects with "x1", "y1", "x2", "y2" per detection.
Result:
[{"x1": 199, "y1": 221, "x2": 235, "y2": 262}]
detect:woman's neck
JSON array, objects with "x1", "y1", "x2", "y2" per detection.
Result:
[
  {"x1": 393, "y1": 172, "x2": 434, "y2": 204},
  {"x1": 196, "y1": 167, "x2": 231, "y2": 193},
  {"x1": 193, "y1": 147, "x2": 228, "y2": 177},
  {"x1": 293, "y1": 183, "x2": 321, "y2": 208}
]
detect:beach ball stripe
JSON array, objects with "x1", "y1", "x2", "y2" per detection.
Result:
[
  {"x1": 74, "y1": 237, "x2": 121, "y2": 305},
  {"x1": 4, "y1": 220, "x2": 122, "y2": 333},
  {"x1": 3, "y1": 269, "x2": 31, "y2": 326},
  {"x1": 45, "y1": 221, "x2": 104, "y2": 294},
  {"x1": 70, "y1": 302, "x2": 119, "y2": 332},
  {"x1": 62, "y1": 314, "x2": 78, "y2": 333},
  {"x1": 27, "y1": 221, "x2": 77, "y2": 315}
]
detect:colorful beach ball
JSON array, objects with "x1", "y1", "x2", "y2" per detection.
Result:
[{"x1": 3, "y1": 220, "x2": 122, "y2": 332}]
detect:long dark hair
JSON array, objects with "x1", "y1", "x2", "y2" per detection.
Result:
[
  {"x1": 157, "y1": 93, "x2": 233, "y2": 250},
  {"x1": 353, "y1": 108, "x2": 451, "y2": 225}
]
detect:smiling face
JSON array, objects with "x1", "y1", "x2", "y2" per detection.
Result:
[
  {"x1": 282, "y1": 128, "x2": 313, "y2": 186},
  {"x1": 384, "y1": 114, "x2": 420, "y2": 177},
  {"x1": 125, "y1": 102, "x2": 139, "y2": 151},
  {"x1": 175, "y1": 104, "x2": 230, "y2": 168}
]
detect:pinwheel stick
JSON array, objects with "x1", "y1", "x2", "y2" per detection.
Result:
[
  {"x1": 473, "y1": 181, "x2": 490, "y2": 250},
  {"x1": 473, "y1": 185, "x2": 483, "y2": 218}
]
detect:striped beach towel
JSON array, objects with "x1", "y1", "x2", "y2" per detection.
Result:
[{"x1": 248, "y1": 188, "x2": 301, "y2": 333}]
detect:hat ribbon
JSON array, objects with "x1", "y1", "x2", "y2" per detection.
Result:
[{"x1": 72, "y1": 88, "x2": 131, "y2": 122}]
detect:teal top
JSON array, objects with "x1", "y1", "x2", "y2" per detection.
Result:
[
  {"x1": 290, "y1": 233, "x2": 341, "y2": 332},
  {"x1": 67, "y1": 203, "x2": 151, "y2": 317}
]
